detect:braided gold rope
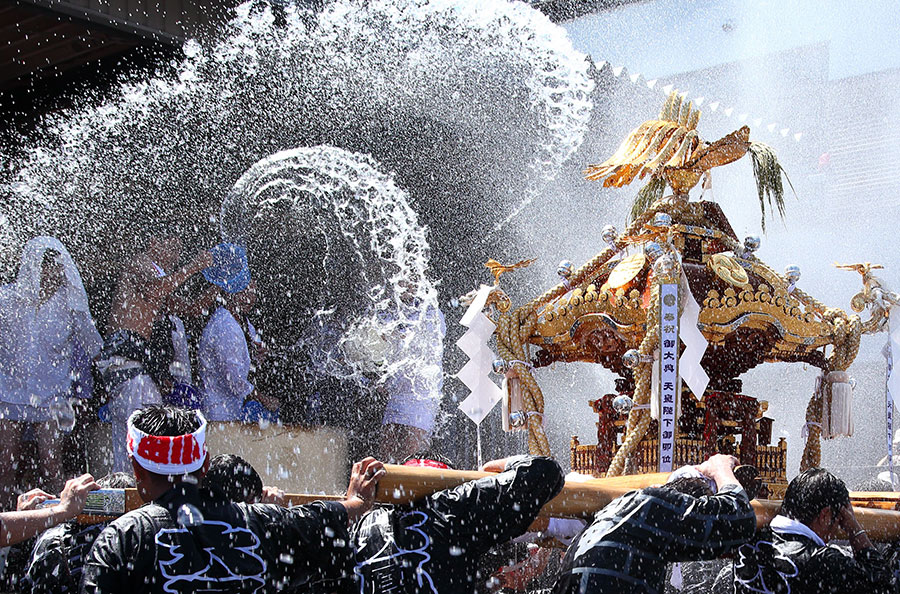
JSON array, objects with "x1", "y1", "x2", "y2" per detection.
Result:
[{"x1": 495, "y1": 306, "x2": 551, "y2": 455}]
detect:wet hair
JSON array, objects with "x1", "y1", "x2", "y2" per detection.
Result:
[
  {"x1": 666, "y1": 477, "x2": 714, "y2": 498},
  {"x1": 205, "y1": 454, "x2": 263, "y2": 503},
  {"x1": 401, "y1": 450, "x2": 456, "y2": 470},
  {"x1": 96, "y1": 472, "x2": 136, "y2": 489},
  {"x1": 130, "y1": 404, "x2": 202, "y2": 437},
  {"x1": 779, "y1": 468, "x2": 850, "y2": 524}
]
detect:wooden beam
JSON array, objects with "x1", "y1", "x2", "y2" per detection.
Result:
[{"x1": 73, "y1": 465, "x2": 900, "y2": 543}]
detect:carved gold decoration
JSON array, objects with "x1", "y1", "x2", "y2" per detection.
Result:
[
  {"x1": 485, "y1": 258, "x2": 536, "y2": 285},
  {"x1": 834, "y1": 262, "x2": 897, "y2": 333},
  {"x1": 850, "y1": 293, "x2": 867, "y2": 313},
  {"x1": 700, "y1": 285, "x2": 832, "y2": 348},
  {"x1": 605, "y1": 253, "x2": 647, "y2": 290},
  {"x1": 583, "y1": 91, "x2": 751, "y2": 194},
  {"x1": 709, "y1": 254, "x2": 750, "y2": 289}
]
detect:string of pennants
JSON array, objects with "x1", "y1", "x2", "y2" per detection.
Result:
[{"x1": 596, "y1": 61, "x2": 804, "y2": 143}]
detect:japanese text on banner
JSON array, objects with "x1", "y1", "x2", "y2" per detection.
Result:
[{"x1": 659, "y1": 284, "x2": 679, "y2": 472}]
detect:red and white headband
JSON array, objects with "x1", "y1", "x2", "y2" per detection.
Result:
[{"x1": 126, "y1": 410, "x2": 208, "y2": 475}]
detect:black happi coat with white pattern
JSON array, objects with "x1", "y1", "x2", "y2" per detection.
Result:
[
  {"x1": 347, "y1": 455, "x2": 565, "y2": 594},
  {"x1": 728, "y1": 528, "x2": 895, "y2": 594},
  {"x1": 26, "y1": 520, "x2": 109, "y2": 593},
  {"x1": 552, "y1": 483, "x2": 756, "y2": 594},
  {"x1": 80, "y1": 483, "x2": 353, "y2": 594}
]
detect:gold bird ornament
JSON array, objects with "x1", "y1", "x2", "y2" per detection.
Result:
[
  {"x1": 485, "y1": 258, "x2": 537, "y2": 285},
  {"x1": 585, "y1": 91, "x2": 793, "y2": 229}
]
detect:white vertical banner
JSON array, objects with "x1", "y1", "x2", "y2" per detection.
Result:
[
  {"x1": 887, "y1": 308, "x2": 900, "y2": 489},
  {"x1": 885, "y1": 340, "x2": 896, "y2": 490},
  {"x1": 659, "y1": 284, "x2": 679, "y2": 472},
  {"x1": 888, "y1": 308, "x2": 900, "y2": 410}
]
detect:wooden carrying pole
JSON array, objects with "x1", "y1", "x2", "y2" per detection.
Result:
[{"x1": 83, "y1": 465, "x2": 900, "y2": 542}]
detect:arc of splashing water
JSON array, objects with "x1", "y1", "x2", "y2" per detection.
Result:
[
  {"x1": 1, "y1": 0, "x2": 593, "y2": 272},
  {"x1": 218, "y1": 145, "x2": 445, "y2": 416}
]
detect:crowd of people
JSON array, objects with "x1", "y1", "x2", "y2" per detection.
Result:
[
  {"x1": 4, "y1": 411, "x2": 898, "y2": 593},
  {"x1": 0, "y1": 234, "x2": 899, "y2": 592},
  {"x1": 0, "y1": 234, "x2": 441, "y2": 505}
]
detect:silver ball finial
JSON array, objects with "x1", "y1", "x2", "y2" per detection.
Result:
[
  {"x1": 743, "y1": 235, "x2": 761, "y2": 253},
  {"x1": 509, "y1": 410, "x2": 527, "y2": 428},
  {"x1": 622, "y1": 349, "x2": 643, "y2": 369},
  {"x1": 644, "y1": 242, "x2": 664, "y2": 262},
  {"x1": 601, "y1": 225, "x2": 618, "y2": 246},
  {"x1": 785, "y1": 265, "x2": 801, "y2": 284},
  {"x1": 652, "y1": 212, "x2": 673, "y2": 228},
  {"x1": 612, "y1": 394, "x2": 634, "y2": 415},
  {"x1": 492, "y1": 359, "x2": 509, "y2": 375},
  {"x1": 557, "y1": 260, "x2": 574, "y2": 279}
]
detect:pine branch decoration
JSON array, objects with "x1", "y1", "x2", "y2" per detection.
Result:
[{"x1": 748, "y1": 142, "x2": 795, "y2": 231}]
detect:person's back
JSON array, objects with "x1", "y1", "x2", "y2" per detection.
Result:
[
  {"x1": 25, "y1": 473, "x2": 135, "y2": 594},
  {"x1": 81, "y1": 405, "x2": 383, "y2": 594},
  {"x1": 552, "y1": 455, "x2": 756, "y2": 594},
  {"x1": 728, "y1": 468, "x2": 894, "y2": 594},
  {"x1": 199, "y1": 306, "x2": 252, "y2": 421},
  {"x1": 83, "y1": 482, "x2": 352, "y2": 593},
  {"x1": 349, "y1": 454, "x2": 565, "y2": 593}
]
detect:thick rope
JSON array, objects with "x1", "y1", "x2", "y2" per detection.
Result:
[{"x1": 495, "y1": 306, "x2": 551, "y2": 455}]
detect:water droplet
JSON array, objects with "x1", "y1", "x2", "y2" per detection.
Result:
[
  {"x1": 449, "y1": 546, "x2": 464, "y2": 556},
  {"x1": 177, "y1": 503, "x2": 204, "y2": 528}
]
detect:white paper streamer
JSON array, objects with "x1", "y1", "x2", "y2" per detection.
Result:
[
  {"x1": 455, "y1": 285, "x2": 504, "y2": 425},
  {"x1": 886, "y1": 341, "x2": 896, "y2": 490},
  {"x1": 679, "y1": 273, "x2": 710, "y2": 399}
]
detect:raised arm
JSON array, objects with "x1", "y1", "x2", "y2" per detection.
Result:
[
  {"x1": 140, "y1": 250, "x2": 212, "y2": 302},
  {"x1": 0, "y1": 474, "x2": 98, "y2": 546}
]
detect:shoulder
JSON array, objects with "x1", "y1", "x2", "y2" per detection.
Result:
[
  {"x1": 122, "y1": 255, "x2": 156, "y2": 282},
  {"x1": 808, "y1": 543, "x2": 860, "y2": 565},
  {"x1": 93, "y1": 504, "x2": 170, "y2": 548},
  {"x1": 504, "y1": 454, "x2": 564, "y2": 479},
  {"x1": 247, "y1": 500, "x2": 348, "y2": 525},
  {"x1": 28, "y1": 522, "x2": 71, "y2": 564}
]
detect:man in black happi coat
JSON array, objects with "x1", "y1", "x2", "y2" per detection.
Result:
[
  {"x1": 81, "y1": 405, "x2": 382, "y2": 593},
  {"x1": 720, "y1": 467, "x2": 894, "y2": 594},
  {"x1": 348, "y1": 453, "x2": 565, "y2": 593},
  {"x1": 552, "y1": 453, "x2": 756, "y2": 594}
]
